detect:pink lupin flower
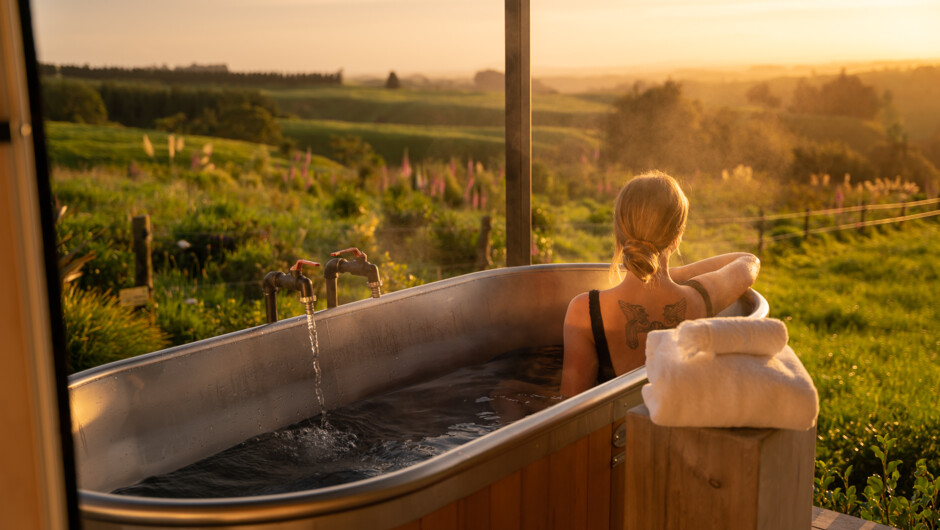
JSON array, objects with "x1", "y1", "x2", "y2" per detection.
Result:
[
  {"x1": 480, "y1": 189, "x2": 487, "y2": 210},
  {"x1": 464, "y1": 176, "x2": 475, "y2": 203},
  {"x1": 472, "y1": 189, "x2": 480, "y2": 209},
  {"x1": 401, "y1": 148, "x2": 412, "y2": 178}
]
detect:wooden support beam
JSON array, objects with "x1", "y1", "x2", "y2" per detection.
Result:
[
  {"x1": 505, "y1": 0, "x2": 531, "y2": 267},
  {"x1": 625, "y1": 405, "x2": 816, "y2": 530}
]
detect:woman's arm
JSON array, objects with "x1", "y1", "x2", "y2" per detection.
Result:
[
  {"x1": 681, "y1": 253, "x2": 761, "y2": 314},
  {"x1": 560, "y1": 293, "x2": 599, "y2": 398},
  {"x1": 669, "y1": 252, "x2": 757, "y2": 284}
]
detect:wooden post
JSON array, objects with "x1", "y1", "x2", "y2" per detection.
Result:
[
  {"x1": 858, "y1": 200, "x2": 867, "y2": 234},
  {"x1": 756, "y1": 209, "x2": 765, "y2": 255},
  {"x1": 899, "y1": 202, "x2": 906, "y2": 230},
  {"x1": 803, "y1": 208, "x2": 810, "y2": 239},
  {"x1": 625, "y1": 405, "x2": 816, "y2": 530},
  {"x1": 505, "y1": 0, "x2": 531, "y2": 267},
  {"x1": 130, "y1": 215, "x2": 153, "y2": 317},
  {"x1": 475, "y1": 215, "x2": 492, "y2": 271}
]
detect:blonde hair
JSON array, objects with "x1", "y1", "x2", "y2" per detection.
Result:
[{"x1": 611, "y1": 171, "x2": 689, "y2": 284}]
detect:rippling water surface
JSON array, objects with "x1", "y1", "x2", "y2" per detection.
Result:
[{"x1": 113, "y1": 346, "x2": 563, "y2": 498}]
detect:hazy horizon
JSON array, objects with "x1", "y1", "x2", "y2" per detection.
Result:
[{"x1": 30, "y1": 0, "x2": 940, "y2": 79}]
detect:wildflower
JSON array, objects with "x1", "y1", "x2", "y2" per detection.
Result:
[{"x1": 142, "y1": 135, "x2": 154, "y2": 158}]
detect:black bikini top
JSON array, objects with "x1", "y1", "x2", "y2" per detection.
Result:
[{"x1": 588, "y1": 280, "x2": 713, "y2": 384}]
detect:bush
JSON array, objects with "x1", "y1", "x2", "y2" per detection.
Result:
[
  {"x1": 790, "y1": 141, "x2": 876, "y2": 184},
  {"x1": 42, "y1": 78, "x2": 107, "y2": 125},
  {"x1": 63, "y1": 286, "x2": 168, "y2": 373}
]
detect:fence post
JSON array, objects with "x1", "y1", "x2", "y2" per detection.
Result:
[
  {"x1": 803, "y1": 209, "x2": 810, "y2": 240},
  {"x1": 858, "y1": 200, "x2": 867, "y2": 234},
  {"x1": 131, "y1": 215, "x2": 154, "y2": 320},
  {"x1": 899, "y1": 202, "x2": 906, "y2": 230},
  {"x1": 756, "y1": 209, "x2": 765, "y2": 255},
  {"x1": 475, "y1": 215, "x2": 492, "y2": 271}
]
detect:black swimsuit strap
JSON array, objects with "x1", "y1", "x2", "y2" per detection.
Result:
[
  {"x1": 682, "y1": 279, "x2": 714, "y2": 318},
  {"x1": 588, "y1": 290, "x2": 615, "y2": 383}
]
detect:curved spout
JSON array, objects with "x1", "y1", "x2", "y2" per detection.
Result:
[
  {"x1": 324, "y1": 256, "x2": 382, "y2": 308},
  {"x1": 262, "y1": 261, "x2": 319, "y2": 323}
]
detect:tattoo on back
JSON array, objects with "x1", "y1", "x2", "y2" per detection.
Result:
[{"x1": 618, "y1": 298, "x2": 687, "y2": 348}]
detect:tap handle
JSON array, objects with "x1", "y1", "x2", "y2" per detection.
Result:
[
  {"x1": 330, "y1": 247, "x2": 367, "y2": 261},
  {"x1": 290, "y1": 259, "x2": 321, "y2": 273}
]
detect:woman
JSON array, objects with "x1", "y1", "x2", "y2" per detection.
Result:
[{"x1": 561, "y1": 171, "x2": 760, "y2": 397}]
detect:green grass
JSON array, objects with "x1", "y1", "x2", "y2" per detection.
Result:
[
  {"x1": 266, "y1": 85, "x2": 609, "y2": 128},
  {"x1": 757, "y1": 222, "x2": 940, "y2": 494},
  {"x1": 280, "y1": 118, "x2": 601, "y2": 165},
  {"x1": 44, "y1": 121, "x2": 341, "y2": 172}
]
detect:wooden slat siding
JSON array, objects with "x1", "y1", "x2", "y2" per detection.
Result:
[
  {"x1": 420, "y1": 501, "x2": 458, "y2": 530},
  {"x1": 587, "y1": 423, "x2": 612, "y2": 530},
  {"x1": 458, "y1": 486, "x2": 491, "y2": 530},
  {"x1": 609, "y1": 418, "x2": 625, "y2": 530},
  {"x1": 624, "y1": 412, "x2": 658, "y2": 529},
  {"x1": 392, "y1": 521, "x2": 421, "y2": 530},
  {"x1": 521, "y1": 454, "x2": 550, "y2": 530},
  {"x1": 625, "y1": 405, "x2": 816, "y2": 530},
  {"x1": 491, "y1": 469, "x2": 522, "y2": 530},
  {"x1": 549, "y1": 436, "x2": 589, "y2": 530}
]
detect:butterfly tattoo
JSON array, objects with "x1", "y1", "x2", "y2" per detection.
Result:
[{"x1": 618, "y1": 298, "x2": 687, "y2": 348}]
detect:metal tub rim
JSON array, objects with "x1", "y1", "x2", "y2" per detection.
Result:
[{"x1": 78, "y1": 368, "x2": 649, "y2": 525}]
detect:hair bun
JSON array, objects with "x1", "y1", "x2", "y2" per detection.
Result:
[{"x1": 621, "y1": 239, "x2": 660, "y2": 283}]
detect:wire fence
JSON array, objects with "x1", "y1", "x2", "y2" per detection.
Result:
[{"x1": 124, "y1": 196, "x2": 940, "y2": 298}]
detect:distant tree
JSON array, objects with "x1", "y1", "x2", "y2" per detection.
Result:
[
  {"x1": 329, "y1": 135, "x2": 386, "y2": 188},
  {"x1": 789, "y1": 70, "x2": 880, "y2": 119},
  {"x1": 42, "y1": 78, "x2": 107, "y2": 124},
  {"x1": 745, "y1": 82, "x2": 781, "y2": 109},
  {"x1": 215, "y1": 104, "x2": 282, "y2": 145},
  {"x1": 602, "y1": 80, "x2": 707, "y2": 174},
  {"x1": 474, "y1": 69, "x2": 504, "y2": 92},
  {"x1": 385, "y1": 71, "x2": 401, "y2": 89},
  {"x1": 790, "y1": 141, "x2": 876, "y2": 183},
  {"x1": 788, "y1": 79, "x2": 822, "y2": 115},
  {"x1": 868, "y1": 140, "x2": 940, "y2": 188}
]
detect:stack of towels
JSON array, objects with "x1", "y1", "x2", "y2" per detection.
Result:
[{"x1": 642, "y1": 317, "x2": 818, "y2": 430}]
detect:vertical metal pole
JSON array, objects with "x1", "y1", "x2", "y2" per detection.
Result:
[{"x1": 505, "y1": 0, "x2": 531, "y2": 267}]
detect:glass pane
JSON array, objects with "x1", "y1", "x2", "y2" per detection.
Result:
[
  {"x1": 31, "y1": 0, "x2": 506, "y2": 369},
  {"x1": 532, "y1": 0, "x2": 940, "y2": 264}
]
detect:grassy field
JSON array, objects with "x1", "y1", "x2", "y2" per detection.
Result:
[
  {"x1": 279, "y1": 118, "x2": 601, "y2": 165},
  {"x1": 45, "y1": 121, "x2": 340, "y2": 172},
  {"x1": 267, "y1": 85, "x2": 609, "y2": 128},
  {"x1": 758, "y1": 222, "x2": 940, "y2": 496}
]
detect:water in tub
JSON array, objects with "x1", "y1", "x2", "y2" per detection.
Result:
[{"x1": 112, "y1": 346, "x2": 564, "y2": 498}]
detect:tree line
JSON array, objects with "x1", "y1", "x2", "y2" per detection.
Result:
[
  {"x1": 40, "y1": 63, "x2": 342, "y2": 88},
  {"x1": 42, "y1": 78, "x2": 285, "y2": 146},
  {"x1": 603, "y1": 76, "x2": 940, "y2": 191}
]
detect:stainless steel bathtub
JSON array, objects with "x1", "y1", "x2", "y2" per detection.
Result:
[{"x1": 69, "y1": 263, "x2": 769, "y2": 529}]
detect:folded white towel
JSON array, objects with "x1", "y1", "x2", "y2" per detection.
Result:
[
  {"x1": 677, "y1": 317, "x2": 789, "y2": 359},
  {"x1": 642, "y1": 318, "x2": 818, "y2": 430}
]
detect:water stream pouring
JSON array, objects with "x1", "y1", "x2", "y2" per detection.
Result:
[{"x1": 262, "y1": 259, "x2": 328, "y2": 420}]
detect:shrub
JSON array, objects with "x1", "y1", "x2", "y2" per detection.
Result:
[
  {"x1": 63, "y1": 286, "x2": 168, "y2": 373},
  {"x1": 42, "y1": 78, "x2": 107, "y2": 125}
]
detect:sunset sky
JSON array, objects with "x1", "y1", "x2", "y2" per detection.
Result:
[{"x1": 30, "y1": 0, "x2": 940, "y2": 77}]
